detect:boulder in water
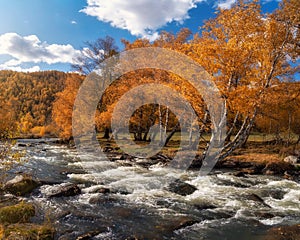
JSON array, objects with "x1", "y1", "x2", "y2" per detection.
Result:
[
  {"x1": 247, "y1": 193, "x2": 272, "y2": 208},
  {"x1": 172, "y1": 216, "x2": 199, "y2": 231},
  {"x1": 48, "y1": 183, "x2": 81, "y2": 198},
  {"x1": 94, "y1": 187, "x2": 110, "y2": 194},
  {"x1": 167, "y1": 179, "x2": 197, "y2": 196},
  {"x1": 3, "y1": 175, "x2": 39, "y2": 196}
]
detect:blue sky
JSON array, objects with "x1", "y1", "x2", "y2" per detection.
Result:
[{"x1": 0, "y1": 0, "x2": 281, "y2": 72}]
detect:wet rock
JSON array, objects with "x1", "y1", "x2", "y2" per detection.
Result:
[
  {"x1": 201, "y1": 209, "x2": 234, "y2": 220},
  {"x1": 111, "y1": 188, "x2": 131, "y2": 195},
  {"x1": 115, "y1": 160, "x2": 134, "y2": 167},
  {"x1": 172, "y1": 216, "x2": 199, "y2": 231},
  {"x1": 3, "y1": 175, "x2": 39, "y2": 196},
  {"x1": 215, "y1": 177, "x2": 250, "y2": 188},
  {"x1": 259, "y1": 189, "x2": 286, "y2": 200},
  {"x1": 262, "y1": 224, "x2": 300, "y2": 240},
  {"x1": 284, "y1": 155, "x2": 299, "y2": 165},
  {"x1": 247, "y1": 193, "x2": 272, "y2": 208},
  {"x1": 48, "y1": 183, "x2": 81, "y2": 198},
  {"x1": 60, "y1": 169, "x2": 86, "y2": 175},
  {"x1": 94, "y1": 187, "x2": 110, "y2": 194},
  {"x1": 17, "y1": 143, "x2": 29, "y2": 147},
  {"x1": 120, "y1": 154, "x2": 134, "y2": 160},
  {"x1": 168, "y1": 179, "x2": 197, "y2": 196},
  {"x1": 89, "y1": 195, "x2": 118, "y2": 205},
  {"x1": 254, "y1": 211, "x2": 275, "y2": 219},
  {"x1": 76, "y1": 231, "x2": 102, "y2": 240},
  {"x1": 156, "y1": 216, "x2": 198, "y2": 233},
  {"x1": 135, "y1": 158, "x2": 160, "y2": 168},
  {"x1": 262, "y1": 161, "x2": 294, "y2": 175},
  {"x1": 233, "y1": 171, "x2": 247, "y2": 177},
  {"x1": 194, "y1": 202, "x2": 218, "y2": 210}
]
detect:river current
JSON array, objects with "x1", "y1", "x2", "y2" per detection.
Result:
[{"x1": 12, "y1": 139, "x2": 300, "y2": 240}]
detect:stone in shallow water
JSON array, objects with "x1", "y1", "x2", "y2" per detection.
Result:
[
  {"x1": 48, "y1": 183, "x2": 81, "y2": 198},
  {"x1": 4, "y1": 175, "x2": 39, "y2": 196},
  {"x1": 246, "y1": 193, "x2": 272, "y2": 208},
  {"x1": 167, "y1": 179, "x2": 197, "y2": 196}
]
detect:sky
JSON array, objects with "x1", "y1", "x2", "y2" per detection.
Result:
[{"x1": 0, "y1": 0, "x2": 282, "y2": 73}]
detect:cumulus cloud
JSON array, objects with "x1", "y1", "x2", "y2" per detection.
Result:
[
  {"x1": 0, "y1": 33, "x2": 80, "y2": 71},
  {"x1": 71, "y1": 20, "x2": 77, "y2": 24},
  {"x1": 80, "y1": 0, "x2": 205, "y2": 40},
  {"x1": 216, "y1": 0, "x2": 237, "y2": 9}
]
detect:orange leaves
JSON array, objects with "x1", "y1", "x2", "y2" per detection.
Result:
[{"x1": 52, "y1": 74, "x2": 84, "y2": 140}]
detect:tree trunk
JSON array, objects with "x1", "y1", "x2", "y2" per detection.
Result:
[
  {"x1": 219, "y1": 110, "x2": 257, "y2": 161},
  {"x1": 164, "y1": 121, "x2": 180, "y2": 147},
  {"x1": 158, "y1": 104, "x2": 164, "y2": 145},
  {"x1": 103, "y1": 127, "x2": 110, "y2": 139},
  {"x1": 225, "y1": 111, "x2": 239, "y2": 143}
]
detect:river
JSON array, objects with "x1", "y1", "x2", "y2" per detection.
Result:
[{"x1": 12, "y1": 139, "x2": 300, "y2": 240}]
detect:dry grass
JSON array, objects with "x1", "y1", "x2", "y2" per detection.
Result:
[
  {"x1": 2, "y1": 223, "x2": 54, "y2": 240},
  {"x1": 228, "y1": 153, "x2": 281, "y2": 164}
]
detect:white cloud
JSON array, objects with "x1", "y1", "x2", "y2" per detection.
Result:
[
  {"x1": 0, "y1": 33, "x2": 80, "y2": 64},
  {"x1": 0, "y1": 33, "x2": 80, "y2": 72},
  {"x1": 0, "y1": 60, "x2": 40, "y2": 72},
  {"x1": 80, "y1": 0, "x2": 205, "y2": 39},
  {"x1": 71, "y1": 20, "x2": 77, "y2": 24},
  {"x1": 216, "y1": 0, "x2": 281, "y2": 9},
  {"x1": 217, "y1": 0, "x2": 237, "y2": 9}
]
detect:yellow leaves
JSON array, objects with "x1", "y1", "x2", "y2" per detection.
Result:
[{"x1": 52, "y1": 74, "x2": 84, "y2": 140}]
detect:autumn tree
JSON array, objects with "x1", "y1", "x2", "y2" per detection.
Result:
[
  {"x1": 0, "y1": 70, "x2": 68, "y2": 136},
  {"x1": 186, "y1": 0, "x2": 299, "y2": 159},
  {"x1": 52, "y1": 74, "x2": 84, "y2": 140},
  {"x1": 71, "y1": 36, "x2": 119, "y2": 139}
]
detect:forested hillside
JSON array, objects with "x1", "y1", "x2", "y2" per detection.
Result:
[{"x1": 0, "y1": 70, "x2": 81, "y2": 137}]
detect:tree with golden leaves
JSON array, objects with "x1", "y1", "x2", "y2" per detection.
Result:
[
  {"x1": 52, "y1": 74, "x2": 84, "y2": 140},
  {"x1": 187, "y1": 0, "x2": 299, "y2": 159}
]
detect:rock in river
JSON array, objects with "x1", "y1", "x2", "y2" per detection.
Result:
[
  {"x1": 168, "y1": 179, "x2": 197, "y2": 196},
  {"x1": 3, "y1": 175, "x2": 39, "y2": 196},
  {"x1": 48, "y1": 183, "x2": 81, "y2": 198}
]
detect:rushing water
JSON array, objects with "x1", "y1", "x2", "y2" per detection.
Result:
[{"x1": 12, "y1": 139, "x2": 300, "y2": 240}]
